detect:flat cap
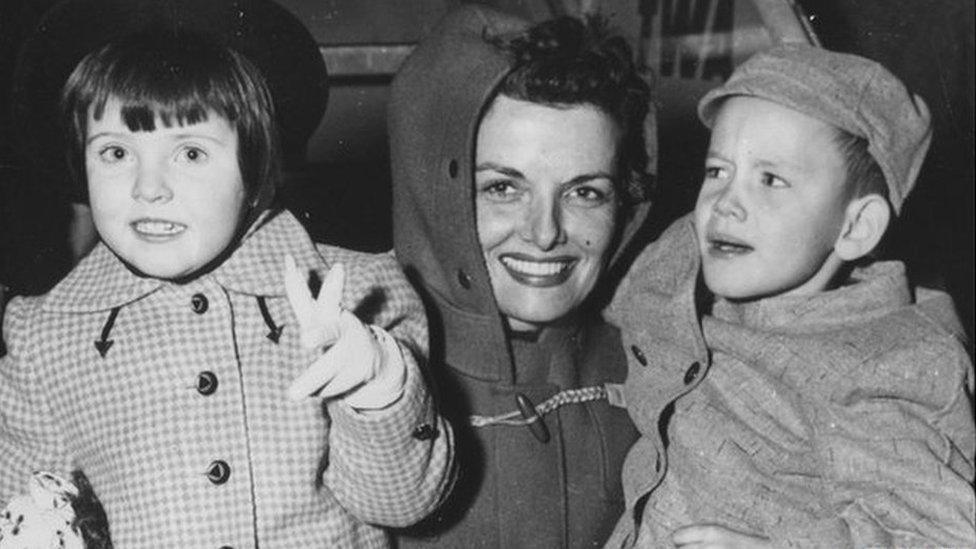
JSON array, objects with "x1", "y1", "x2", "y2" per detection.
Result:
[{"x1": 698, "y1": 43, "x2": 931, "y2": 214}]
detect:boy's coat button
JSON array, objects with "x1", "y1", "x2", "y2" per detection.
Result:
[
  {"x1": 197, "y1": 371, "x2": 218, "y2": 396},
  {"x1": 411, "y1": 423, "x2": 437, "y2": 441},
  {"x1": 630, "y1": 345, "x2": 648, "y2": 366},
  {"x1": 206, "y1": 460, "x2": 230, "y2": 484},
  {"x1": 683, "y1": 361, "x2": 701, "y2": 385},
  {"x1": 191, "y1": 293, "x2": 209, "y2": 314}
]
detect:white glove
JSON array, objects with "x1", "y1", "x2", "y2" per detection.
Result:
[{"x1": 284, "y1": 255, "x2": 406, "y2": 409}]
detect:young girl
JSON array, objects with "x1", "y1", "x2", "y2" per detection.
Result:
[{"x1": 0, "y1": 26, "x2": 451, "y2": 547}]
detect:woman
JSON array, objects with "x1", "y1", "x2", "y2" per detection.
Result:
[{"x1": 390, "y1": 6, "x2": 653, "y2": 547}]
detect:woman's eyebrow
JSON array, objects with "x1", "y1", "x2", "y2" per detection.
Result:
[
  {"x1": 475, "y1": 162, "x2": 523, "y2": 179},
  {"x1": 565, "y1": 172, "x2": 614, "y2": 186}
]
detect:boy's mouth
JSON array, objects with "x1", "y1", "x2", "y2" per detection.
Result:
[
  {"x1": 706, "y1": 232, "x2": 753, "y2": 256},
  {"x1": 132, "y1": 219, "x2": 187, "y2": 238},
  {"x1": 499, "y1": 254, "x2": 576, "y2": 287}
]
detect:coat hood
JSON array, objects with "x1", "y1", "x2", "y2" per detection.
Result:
[{"x1": 390, "y1": 5, "x2": 651, "y2": 383}]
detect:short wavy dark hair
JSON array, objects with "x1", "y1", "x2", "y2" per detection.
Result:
[
  {"x1": 493, "y1": 15, "x2": 652, "y2": 205},
  {"x1": 61, "y1": 27, "x2": 279, "y2": 206}
]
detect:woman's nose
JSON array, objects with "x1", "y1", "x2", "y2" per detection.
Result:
[
  {"x1": 520, "y1": 196, "x2": 565, "y2": 251},
  {"x1": 131, "y1": 161, "x2": 173, "y2": 203}
]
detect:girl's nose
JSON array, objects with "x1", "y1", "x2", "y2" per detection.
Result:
[
  {"x1": 131, "y1": 161, "x2": 173, "y2": 203},
  {"x1": 519, "y1": 196, "x2": 566, "y2": 251}
]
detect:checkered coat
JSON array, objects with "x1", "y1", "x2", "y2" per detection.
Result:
[{"x1": 0, "y1": 210, "x2": 453, "y2": 548}]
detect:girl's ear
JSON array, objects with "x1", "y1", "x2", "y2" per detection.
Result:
[{"x1": 834, "y1": 193, "x2": 891, "y2": 261}]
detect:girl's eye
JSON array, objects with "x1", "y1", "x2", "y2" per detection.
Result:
[
  {"x1": 760, "y1": 172, "x2": 789, "y2": 188},
  {"x1": 179, "y1": 146, "x2": 208, "y2": 163},
  {"x1": 97, "y1": 146, "x2": 128, "y2": 163}
]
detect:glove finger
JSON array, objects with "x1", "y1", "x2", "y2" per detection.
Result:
[
  {"x1": 287, "y1": 352, "x2": 342, "y2": 401},
  {"x1": 284, "y1": 255, "x2": 318, "y2": 348}
]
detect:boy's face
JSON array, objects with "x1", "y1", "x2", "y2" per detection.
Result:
[
  {"x1": 86, "y1": 97, "x2": 247, "y2": 280},
  {"x1": 694, "y1": 96, "x2": 850, "y2": 300}
]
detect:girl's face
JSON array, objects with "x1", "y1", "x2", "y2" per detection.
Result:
[
  {"x1": 475, "y1": 95, "x2": 620, "y2": 332},
  {"x1": 86, "y1": 97, "x2": 247, "y2": 280}
]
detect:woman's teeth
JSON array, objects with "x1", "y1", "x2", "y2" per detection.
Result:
[{"x1": 501, "y1": 257, "x2": 570, "y2": 276}]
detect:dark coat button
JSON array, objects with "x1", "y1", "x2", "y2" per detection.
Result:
[
  {"x1": 516, "y1": 393, "x2": 550, "y2": 443},
  {"x1": 683, "y1": 361, "x2": 702, "y2": 385},
  {"x1": 197, "y1": 371, "x2": 218, "y2": 396},
  {"x1": 456, "y1": 269, "x2": 471, "y2": 289},
  {"x1": 206, "y1": 460, "x2": 230, "y2": 484},
  {"x1": 191, "y1": 293, "x2": 209, "y2": 314},
  {"x1": 412, "y1": 423, "x2": 437, "y2": 441},
  {"x1": 448, "y1": 159, "x2": 459, "y2": 178},
  {"x1": 630, "y1": 345, "x2": 648, "y2": 366}
]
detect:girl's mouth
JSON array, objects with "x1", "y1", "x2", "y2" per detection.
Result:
[
  {"x1": 500, "y1": 254, "x2": 576, "y2": 287},
  {"x1": 131, "y1": 219, "x2": 187, "y2": 239}
]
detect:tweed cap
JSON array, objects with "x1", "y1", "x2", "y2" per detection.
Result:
[{"x1": 698, "y1": 43, "x2": 931, "y2": 214}]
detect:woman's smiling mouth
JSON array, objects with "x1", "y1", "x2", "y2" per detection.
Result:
[
  {"x1": 131, "y1": 219, "x2": 187, "y2": 239},
  {"x1": 500, "y1": 254, "x2": 576, "y2": 287}
]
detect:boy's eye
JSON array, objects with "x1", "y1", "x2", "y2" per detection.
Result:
[
  {"x1": 97, "y1": 145, "x2": 128, "y2": 163},
  {"x1": 704, "y1": 165, "x2": 727, "y2": 180},
  {"x1": 760, "y1": 172, "x2": 789, "y2": 188}
]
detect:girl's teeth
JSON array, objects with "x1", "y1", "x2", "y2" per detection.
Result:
[
  {"x1": 501, "y1": 257, "x2": 569, "y2": 276},
  {"x1": 136, "y1": 221, "x2": 183, "y2": 235}
]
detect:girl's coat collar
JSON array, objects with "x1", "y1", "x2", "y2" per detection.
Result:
[{"x1": 41, "y1": 210, "x2": 324, "y2": 313}]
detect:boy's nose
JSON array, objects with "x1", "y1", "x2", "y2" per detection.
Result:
[
  {"x1": 519, "y1": 196, "x2": 566, "y2": 251},
  {"x1": 712, "y1": 183, "x2": 746, "y2": 221},
  {"x1": 131, "y1": 163, "x2": 173, "y2": 203}
]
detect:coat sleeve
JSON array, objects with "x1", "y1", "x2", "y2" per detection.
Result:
[
  {"x1": 781, "y1": 338, "x2": 976, "y2": 548},
  {"x1": 0, "y1": 297, "x2": 73, "y2": 506},
  {"x1": 319, "y1": 249, "x2": 454, "y2": 527}
]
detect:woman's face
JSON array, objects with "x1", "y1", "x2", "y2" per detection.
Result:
[{"x1": 475, "y1": 95, "x2": 620, "y2": 332}]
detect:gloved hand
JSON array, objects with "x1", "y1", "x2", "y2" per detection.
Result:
[{"x1": 284, "y1": 255, "x2": 406, "y2": 409}]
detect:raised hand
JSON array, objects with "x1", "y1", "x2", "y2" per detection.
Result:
[{"x1": 283, "y1": 255, "x2": 397, "y2": 406}]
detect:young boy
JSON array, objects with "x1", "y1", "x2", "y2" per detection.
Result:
[
  {"x1": 0, "y1": 27, "x2": 451, "y2": 547},
  {"x1": 605, "y1": 44, "x2": 975, "y2": 548}
]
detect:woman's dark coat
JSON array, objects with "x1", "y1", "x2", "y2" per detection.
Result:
[{"x1": 389, "y1": 6, "x2": 652, "y2": 547}]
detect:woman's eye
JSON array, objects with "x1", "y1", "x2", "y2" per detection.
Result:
[
  {"x1": 179, "y1": 146, "x2": 208, "y2": 163},
  {"x1": 97, "y1": 146, "x2": 128, "y2": 163},
  {"x1": 479, "y1": 180, "x2": 519, "y2": 200},
  {"x1": 567, "y1": 185, "x2": 610, "y2": 205},
  {"x1": 760, "y1": 172, "x2": 789, "y2": 188}
]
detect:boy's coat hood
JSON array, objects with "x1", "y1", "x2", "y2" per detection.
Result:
[{"x1": 389, "y1": 5, "x2": 651, "y2": 382}]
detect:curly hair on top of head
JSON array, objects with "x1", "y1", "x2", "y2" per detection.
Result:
[{"x1": 492, "y1": 15, "x2": 653, "y2": 205}]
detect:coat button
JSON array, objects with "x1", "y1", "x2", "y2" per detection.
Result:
[
  {"x1": 516, "y1": 393, "x2": 550, "y2": 443},
  {"x1": 412, "y1": 424, "x2": 437, "y2": 441},
  {"x1": 197, "y1": 371, "x2": 218, "y2": 396},
  {"x1": 206, "y1": 460, "x2": 230, "y2": 485},
  {"x1": 456, "y1": 269, "x2": 471, "y2": 289},
  {"x1": 630, "y1": 345, "x2": 648, "y2": 366},
  {"x1": 448, "y1": 159, "x2": 459, "y2": 178},
  {"x1": 683, "y1": 361, "x2": 701, "y2": 385},
  {"x1": 191, "y1": 293, "x2": 209, "y2": 314}
]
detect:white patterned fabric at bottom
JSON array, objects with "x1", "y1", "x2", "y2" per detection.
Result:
[{"x1": 0, "y1": 472, "x2": 84, "y2": 549}]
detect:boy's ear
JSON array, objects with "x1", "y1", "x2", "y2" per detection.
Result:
[{"x1": 834, "y1": 193, "x2": 891, "y2": 261}]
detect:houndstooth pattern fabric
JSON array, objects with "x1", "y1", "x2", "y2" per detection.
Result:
[{"x1": 0, "y1": 210, "x2": 453, "y2": 548}]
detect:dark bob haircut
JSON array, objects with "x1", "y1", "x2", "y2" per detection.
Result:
[
  {"x1": 61, "y1": 27, "x2": 279, "y2": 208},
  {"x1": 493, "y1": 15, "x2": 652, "y2": 205}
]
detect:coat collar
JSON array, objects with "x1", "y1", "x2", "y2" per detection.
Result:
[{"x1": 42, "y1": 210, "x2": 324, "y2": 313}]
